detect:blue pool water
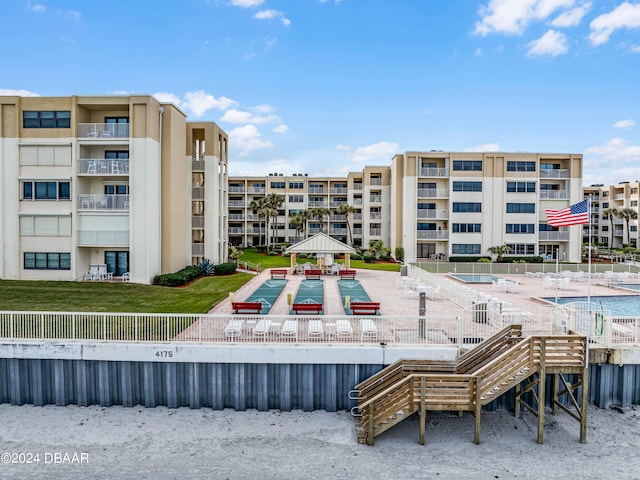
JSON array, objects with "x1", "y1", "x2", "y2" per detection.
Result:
[
  {"x1": 451, "y1": 274, "x2": 502, "y2": 284},
  {"x1": 543, "y1": 295, "x2": 640, "y2": 316}
]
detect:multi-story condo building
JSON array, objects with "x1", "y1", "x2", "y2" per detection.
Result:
[
  {"x1": 0, "y1": 95, "x2": 228, "y2": 284},
  {"x1": 227, "y1": 166, "x2": 391, "y2": 249},
  {"x1": 583, "y1": 181, "x2": 640, "y2": 248},
  {"x1": 390, "y1": 151, "x2": 584, "y2": 263}
]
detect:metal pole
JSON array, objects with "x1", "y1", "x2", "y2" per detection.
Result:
[{"x1": 418, "y1": 292, "x2": 426, "y2": 338}]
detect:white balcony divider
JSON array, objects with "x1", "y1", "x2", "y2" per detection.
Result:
[
  {"x1": 417, "y1": 209, "x2": 449, "y2": 219},
  {"x1": 539, "y1": 190, "x2": 569, "y2": 199},
  {"x1": 417, "y1": 230, "x2": 449, "y2": 240},
  {"x1": 417, "y1": 188, "x2": 449, "y2": 198},
  {"x1": 77, "y1": 230, "x2": 129, "y2": 246},
  {"x1": 419, "y1": 167, "x2": 449, "y2": 177},
  {"x1": 539, "y1": 168, "x2": 569, "y2": 178},
  {"x1": 538, "y1": 231, "x2": 570, "y2": 241}
]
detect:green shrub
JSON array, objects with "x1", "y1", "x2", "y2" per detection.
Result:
[
  {"x1": 477, "y1": 257, "x2": 491, "y2": 263},
  {"x1": 153, "y1": 265, "x2": 202, "y2": 287},
  {"x1": 448, "y1": 256, "x2": 491, "y2": 262},
  {"x1": 350, "y1": 254, "x2": 362, "y2": 261},
  {"x1": 214, "y1": 262, "x2": 237, "y2": 275},
  {"x1": 197, "y1": 258, "x2": 215, "y2": 276},
  {"x1": 500, "y1": 256, "x2": 544, "y2": 263},
  {"x1": 363, "y1": 252, "x2": 376, "y2": 263},
  {"x1": 394, "y1": 246, "x2": 405, "y2": 262}
]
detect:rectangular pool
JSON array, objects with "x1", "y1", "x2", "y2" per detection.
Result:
[
  {"x1": 450, "y1": 274, "x2": 503, "y2": 284},
  {"x1": 542, "y1": 295, "x2": 640, "y2": 316}
]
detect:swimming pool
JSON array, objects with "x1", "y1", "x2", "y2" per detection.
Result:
[
  {"x1": 543, "y1": 295, "x2": 640, "y2": 316},
  {"x1": 450, "y1": 274, "x2": 503, "y2": 284}
]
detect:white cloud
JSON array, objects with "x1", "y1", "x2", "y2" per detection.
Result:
[
  {"x1": 474, "y1": 0, "x2": 575, "y2": 36},
  {"x1": 584, "y1": 137, "x2": 640, "y2": 163},
  {"x1": 220, "y1": 108, "x2": 279, "y2": 124},
  {"x1": 228, "y1": 124, "x2": 274, "y2": 157},
  {"x1": 338, "y1": 142, "x2": 399, "y2": 163},
  {"x1": 589, "y1": 2, "x2": 640, "y2": 46},
  {"x1": 526, "y1": 29, "x2": 569, "y2": 56},
  {"x1": 550, "y1": 1, "x2": 591, "y2": 27},
  {"x1": 152, "y1": 90, "x2": 237, "y2": 117},
  {"x1": 614, "y1": 119, "x2": 636, "y2": 129},
  {"x1": 66, "y1": 9, "x2": 82, "y2": 20},
  {"x1": 0, "y1": 88, "x2": 40, "y2": 96},
  {"x1": 465, "y1": 142, "x2": 500, "y2": 152},
  {"x1": 254, "y1": 9, "x2": 291, "y2": 26},
  {"x1": 28, "y1": 2, "x2": 46, "y2": 12},
  {"x1": 272, "y1": 124, "x2": 289, "y2": 133},
  {"x1": 228, "y1": 0, "x2": 264, "y2": 7},
  {"x1": 630, "y1": 44, "x2": 640, "y2": 53}
]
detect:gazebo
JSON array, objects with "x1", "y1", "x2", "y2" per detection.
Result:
[{"x1": 285, "y1": 232, "x2": 356, "y2": 273}]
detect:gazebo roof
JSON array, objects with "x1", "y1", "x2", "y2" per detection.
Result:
[{"x1": 285, "y1": 232, "x2": 356, "y2": 254}]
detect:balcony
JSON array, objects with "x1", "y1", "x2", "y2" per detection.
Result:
[
  {"x1": 77, "y1": 230, "x2": 129, "y2": 247},
  {"x1": 191, "y1": 159, "x2": 204, "y2": 172},
  {"x1": 309, "y1": 228, "x2": 323, "y2": 235},
  {"x1": 330, "y1": 187, "x2": 348, "y2": 194},
  {"x1": 77, "y1": 123, "x2": 129, "y2": 139},
  {"x1": 370, "y1": 196, "x2": 382, "y2": 203},
  {"x1": 417, "y1": 230, "x2": 449, "y2": 240},
  {"x1": 248, "y1": 187, "x2": 265, "y2": 194},
  {"x1": 228, "y1": 200, "x2": 245, "y2": 207},
  {"x1": 192, "y1": 215, "x2": 204, "y2": 229},
  {"x1": 78, "y1": 158, "x2": 129, "y2": 175},
  {"x1": 539, "y1": 169, "x2": 569, "y2": 179},
  {"x1": 370, "y1": 178, "x2": 382, "y2": 186},
  {"x1": 417, "y1": 188, "x2": 449, "y2": 198},
  {"x1": 539, "y1": 190, "x2": 569, "y2": 200},
  {"x1": 353, "y1": 184, "x2": 363, "y2": 190},
  {"x1": 614, "y1": 229, "x2": 624, "y2": 237},
  {"x1": 330, "y1": 228, "x2": 348, "y2": 235},
  {"x1": 419, "y1": 167, "x2": 449, "y2": 177},
  {"x1": 353, "y1": 198, "x2": 363, "y2": 205},
  {"x1": 353, "y1": 213, "x2": 363, "y2": 220},
  {"x1": 192, "y1": 243, "x2": 204, "y2": 256},
  {"x1": 417, "y1": 209, "x2": 449, "y2": 219},
  {"x1": 538, "y1": 231, "x2": 570, "y2": 241},
  {"x1": 309, "y1": 187, "x2": 325, "y2": 194},
  {"x1": 330, "y1": 202, "x2": 345, "y2": 208},
  {"x1": 308, "y1": 201, "x2": 328, "y2": 207},
  {"x1": 353, "y1": 228, "x2": 363, "y2": 235},
  {"x1": 229, "y1": 227, "x2": 244, "y2": 234},
  {"x1": 331, "y1": 214, "x2": 346, "y2": 221},
  {"x1": 192, "y1": 187, "x2": 204, "y2": 200},
  {"x1": 613, "y1": 194, "x2": 625, "y2": 200},
  {"x1": 370, "y1": 212, "x2": 382, "y2": 219},
  {"x1": 369, "y1": 228, "x2": 381, "y2": 236},
  {"x1": 77, "y1": 194, "x2": 129, "y2": 211},
  {"x1": 229, "y1": 186, "x2": 245, "y2": 193},
  {"x1": 228, "y1": 213, "x2": 245, "y2": 220}
]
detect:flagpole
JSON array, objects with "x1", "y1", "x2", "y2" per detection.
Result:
[{"x1": 586, "y1": 195, "x2": 592, "y2": 369}]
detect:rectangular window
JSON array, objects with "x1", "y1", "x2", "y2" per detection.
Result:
[
  {"x1": 506, "y1": 181, "x2": 536, "y2": 193},
  {"x1": 20, "y1": 215, "x2": 71, "y2": 236},
  {"x1": 22, "y1": 111, "x2": 71, "y2": 128},
  {"x1": 21, "y1": 181, "x2": 71, "y2": 201},
  {"x1": 452, "y1": 202, "x2": 482, "y2": 213},
  {"x1": 288, "y1": 195, "x2": 304, "y2": 202},
  {"x1": 270, "y1": 182, "x2": 285, "y2": 189},
  {"x1": 288, "y1": 182, "x2": 304, "y2": 189},
  {"x1": 452, "y1": 181, "x2": 482, "y2": 192},
  {"x1": 452, "y1": 223, "x2": 481, "y2": 233},
  {"x1": 24, "y1": 252, "x2": 71, "y2": 270},
  {"x1": 602, "y1": 226, "x2": 609, "y2": 232},
  {"x1": 632, "y1": 201, "x2": 638, "y2": 207},
  {"x1": 540, "y1": 163, "x2": 560, "y2": 170},
  {"x1": 417, "y1": 223, "x2": 437, "y2": 230},
  {"x1": 507, "y1": 161, "x2": 536, "y2": 172},
  {"x1": 538, "y1": 223, "x2": 558, "y2": 232},
  {"x1": 452, "y1": 244, "x2": 481, "y2": 254},
  {"x1": 506, "y1": 244, "x2": 535, "y2": 255},
  {"x1": 506, "y1": 203, "x2": 535, "y2": 214},
  {"x1": 452, "y1": 160, "x2": 482, "y2": 171},
  {"x1": 506, "y1": 224, "x2": 535, "y2": 234},
  {"x1": 632, "y1": 226, "x2": 638, "y2": 232}
]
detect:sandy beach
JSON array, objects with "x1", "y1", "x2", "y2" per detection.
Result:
[{"x1": 1, "y1": 403, "x2": 639, "y2": 480}]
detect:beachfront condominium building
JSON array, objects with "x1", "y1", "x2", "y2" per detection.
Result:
[
  {"x1": 0, "y1": 95, "x2": 228, "y2": 284},
  {"x1": 227, "y1": 166, "x2": 391, "y2": 249},
  {"x1": 390, "y1": 151, "x2": 584, "y2": 263},
  {"x1": 583, "y1": 181, "x2": 640, "y2": 249}
]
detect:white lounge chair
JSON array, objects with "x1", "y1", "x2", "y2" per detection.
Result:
[
  {"x1": 428, "y1": 285, "x2": 441, "y2": 300},
  {"x1": 360, "y1": 318, "x2": 378, "y2": 341},
  {"x1": 308, "y1": 320, "x2": 323, "y2": 339},
  {"x1": 253, "y1": 319, "x2": 272, "y2": 338},
  {"x1": 336, "y1": 319, "x2": 353, "y2": 338},
  {"x1": 281, "y1": 320, "x2": 298, "y2": 341},
  {"x1": 224, "y1": 319, "x2": 244, "y2": 338}
]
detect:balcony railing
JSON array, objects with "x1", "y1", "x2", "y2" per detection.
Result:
[
  {"x1": 369, "y1": 228, "x2": 381, "y2": 236},
  {"x1": 370, "y1": 178, "x2": 382, "y2": 185},
  {"x1": 353, "y1": 198, "x2": 363, "y2": 205},
  {"x1": 330, "y1": 188, "x2": 348, "y2": 194},
  {"x1": 229, "y1": 186, "x2": 244, "y2": 193},
  {"x1": 539, "y1": 168, "x2": 569, "y2": 179},
  {"x1": 309, "y1": 187, "x2": 325, "y2": 194},
  {"x1": 228, "y1": 214, "x2": 245, "y2": 220},
  {"x1": 613, "y1": 194, "x2": 625, "y2": 200},
  {"x1": 539, "y1": 190, "x2": 569, "y2": 199},
  {"x1": 538, "y1": 231, "x2": 570, "y2": 241},
  {"x1": 77, "y1": 194, "x2": 129, "y2": 211},
  {"x1": 353, "y1": 184, "x2": 363, "y2": 190},
  {"x1": 419, "y1": 167, "x2": 449, "y2": 177},
  {"x1": 191, "y1": 159, "x2": 204, "y2": 172},
  {"x1": 417, "y1": 188, "x2": 449, "y2": 198},
  {"x1": 417, "y1": 230, "x2": 449, "y2": 240},
  {"x1": 229, "y1": 227, "x2": 244, "y2": 234},
  {"x1": 353, "y1": 213, "x2": 363, "y2": 220},
  {"x1": 192, "y1": 187, "x2": 205, "y2": 200},
  {"x1": 78, "y1": 158, "x2": 129, "y2": 175},
  {"x1": 248, "y1": 187, "x2": 265, "y2": 193},
  {"x1": 77, "y1": 123, "x2": 129, "y2": 139},
  {"x1": 370, "y1": 212, "x2": 382, "y2": 219},
  {"x1": 330, "y1": 228, "x2": 348, "y2": 235},
  {"x1": 370, "y1": 196, "x2": 382, "y2": 203},
  {"x1": 614, "y1": 230, "x2": 624, "y2": 236},
  {"x1": 353, "y1": 228, "x2": 363, "y2": 235},
  {"x1": 228, "y1": 200, "x2": 245, "y2": 207},
  {"x1": 77, "y1": 230, "x2": 129, "y2": 246},
  {"x1": 308, "y1": 201, "x2": 328, "y2": 207},
  {"x1": 331, "y1": 215, "x2": 346, "y2": 221},
  {"x1": 417, "y1": 209, "x2": 449, "y2": 219},
  {"x1": 309, "y1": 228, "x2": 323, "y2": 234}
]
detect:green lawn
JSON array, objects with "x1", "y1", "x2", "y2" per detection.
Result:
[
  {"x1": 0, "y1": 273, "x2": 254, "y2": 314},
  {"x1": 239, "y1": 248, "x2": 401, "y2": 272}
]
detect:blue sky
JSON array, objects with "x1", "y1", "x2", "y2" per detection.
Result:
[{"x1": 2, "y1": 0, "x2": 640, "y2": 185}]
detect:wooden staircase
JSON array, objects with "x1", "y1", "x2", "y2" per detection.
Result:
[{"x1": 351, "y1": 326, "x2": 587, "y2": 445}]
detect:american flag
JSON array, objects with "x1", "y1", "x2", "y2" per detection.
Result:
[{"x1": 545, "y1": 200, "x2": 589, "y2": 227}]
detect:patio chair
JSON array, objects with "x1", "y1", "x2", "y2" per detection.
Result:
[
  {"x1": 308, "y1": 320, "x2": 323, "y2": 339},
  {"x1": 253, "y1": 319, "x2": 272, "y2": 338},
  {"x1": 224, "y1": 319, "x2": 244, "y2": 338},
  {"x1": 87, "y1": 264, "x2": 100, "y2": 280},
  {"x1": 281, "y1": 320, "x2": 298, "y2": 341},
  {"x1": 121, "y1": 272, "x2": 130, "y2": 282},
  {"x1": 336, "y1": 319, "x2": 353, "y2": 339}
]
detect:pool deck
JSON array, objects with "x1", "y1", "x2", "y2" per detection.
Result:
[{"x1": 210, "y1": 268, "x2": 639, "y2": 318}]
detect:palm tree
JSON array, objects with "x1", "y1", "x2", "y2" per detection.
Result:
[
  {"x1": 290, "y1": 210, "x2": 309, "y2": 242},
  {"x1": 309, "y1": 207, "x2": 330, "y2": 235},
  {"x1": 264, "y1": 193, "x2": 284, "y2": 249},
  {"x1": 337, "y1": 203, "x2": 356, "y2": 246},
  {"x1": 602, "y1": 207, "x2": 620, "y2": 249},
  {"x1": 619, "y1": 207, "x2": 638, "y2": 246},
  {"x1": 368, "y1": 239, "x2": 384, "y2": 258},
  {"x1": 487, "y1": 244, "x2": 511, "y2": 262},
  {"x1": 248, "y1": 198, "x2": 267, "y2": 247}
]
